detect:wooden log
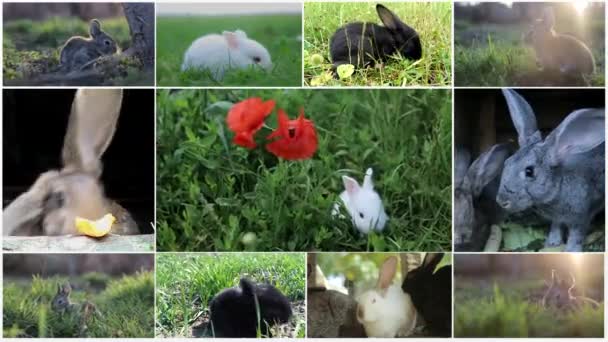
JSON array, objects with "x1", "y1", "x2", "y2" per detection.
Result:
[{"x1": 3, "y1": 234, "x2": 154, "y2": 252}]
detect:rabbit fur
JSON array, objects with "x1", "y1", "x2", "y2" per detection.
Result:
[
  {"x1": 60, "y1": 19, "x2": 118, "y2": 72},
  {"x1": 542, "y1": 270, "x2": 601, "y2": 310}
]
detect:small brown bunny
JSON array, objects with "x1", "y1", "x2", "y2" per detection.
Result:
[
  {"x1": 52, "y1": 282, "x2": 102, "y2": 335},
  {"x1": 2, "y1": 89, "x2": 139, "y2": 236},
  {"x1": 524, "y1": 7, "x2": 595, "y2": 77},
  {"x1": 59, "y1": 19, "x2": 118, "y2": 72},
  {"x1": 542, "y1": 270, "x2": 601, "y2": 310}
]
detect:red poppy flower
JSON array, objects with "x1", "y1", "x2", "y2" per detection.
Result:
[
  {"x1": 226, "y1": 98, "x2": 275, "y2": 148},
  {"x1": 266, "y1": 108, "x2": 318, "y2": 160}
]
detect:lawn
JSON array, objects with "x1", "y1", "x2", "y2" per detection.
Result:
[
  {"x1": 454, "y1": 20, "x2": 605, "y2": 86},
  {"x1": 3, "y1": 272, "x2": 155, "y2": 338},
  {"x1": 156, "y1": 89, "x2": 451, "y2": 252},
  {"x1": 155, "y1": 253, "x2": 306, "y2": 338},
  {"x1": 303, "y1": 2, "x2": 452, "y2": 87},
  {"x1": 156, "y1": 15, "x2": 302, "y2": 86},
  {"x1": 3, "y1": 17, "x2": 152, "y2": 86},
  {"x1": 455, "y1": 277, "x2": 604, "y2": 337}
]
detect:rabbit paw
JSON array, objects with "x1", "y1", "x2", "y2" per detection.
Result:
[{"x1": 545, "y1": 225, "x2": 563, "y2": 247}]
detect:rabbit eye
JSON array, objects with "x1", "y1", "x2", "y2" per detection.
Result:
[
  {"x1": 525, "y1": 166, "x2": 534, "y2": 178},
  {"x1": 372, "y1": 298, "x2": 376, "y2": 304},
  {"x1": 45, "y1": 191, "x2": 65, "y2": 210},
  {"x1": 359, "y1": 212, "x2": 364, "y2": 219},
  {"x1": 104, "y1": 40, "x2": 111, "y2": 46},
  {"x1": 252, "y1": 56, "x2": 261, "y2": 63}
]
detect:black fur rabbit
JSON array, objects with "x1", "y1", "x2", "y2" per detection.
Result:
[
  {"x1": 209, "y1": 278, "x2": 292, "y2": 337},
  {"x1": 401, "y1": 253, "x2": 451, "y2": 337},
  {"x1": 330, "y1": 4, "x2": 422, "y2": 72}
]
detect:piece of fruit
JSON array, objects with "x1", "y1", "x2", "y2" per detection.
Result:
[{"x1": 75, "y1": 214, "x2": 116, "y2": 237}]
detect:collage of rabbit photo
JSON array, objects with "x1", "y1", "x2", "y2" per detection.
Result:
[{"x1": 1, "y1": 0, "x2": 608, "y2": 340}]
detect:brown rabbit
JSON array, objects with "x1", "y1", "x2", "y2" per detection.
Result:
[
  {"x1": 52, "y1": 282, "x2": 102, "y2": 336},
  {"x1": 2, "y1": 89, "x2": 138, "y2": 236},
  {"x1": 541, "y1": 270, "x2": 601, "y2": 310},
  {"x1": 60, "y1": 19, "x2": 118, "y2": 72},
  {"x1": 524, "y1": 7, "x2": 595, "y2": 77}
]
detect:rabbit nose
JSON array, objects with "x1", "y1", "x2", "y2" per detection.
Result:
[{"x1": 497, "y1": 199, "x2": 511, "y2": 209}]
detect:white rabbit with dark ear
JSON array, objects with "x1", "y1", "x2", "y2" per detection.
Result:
[
  {"x1": 181, "y1": 30, "x2": 272, "y2": 81},
  {"x1": 496, "y1": 89, "x2": 605, "y2": 252},
  {"x1": 454, "y1": 144, "x2": 511, "y2": 251},
  {"x1": 332, "y1": 168, "x2": 388, "y2": 234},
  {"x1": 524, "y1": 7, "x2": 595, "y2": 77},
  {"x1": 2, "y1": 89, "x2": 139, "y2": 236}
]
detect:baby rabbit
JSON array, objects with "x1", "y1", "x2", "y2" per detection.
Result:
[
  {"x1": 401, "y1": 253, "x2": 451, "y2": 337},
  {"x1": 181, "y1": 30, "x2": 272, "y2": 81},
  {"x1": 330, "y1": 4, "x2": 422, "y2": 72},
  {"x1": 524, "y1": 7, "x2": 595, "y2": 77},
  {"x1": 496, "y1": 89, "x2": 604, "y2": 252},
  {"x1": 356, "y1": 256, "x2": 417, "y2": 338},
  {"x1": 209, "y1": 278, "x2": 292, "y2": 337},
  {"x1": 52, "y1": 282, "x2": 102, "y2": 335},
  {"x1": 332, "y1": 168, "x2": 388, "y2": 235},
  {"x1": 542, "y1": 270, "x2": 601, "y2": 310},
  {"x1": 60, "y1": 19, "x2": 118, "y2": 72},
  {"x1": 454, "y1": 144, "x2": 511, "y2": 251},
  {"x1": 3, "y1": 89, "x2": 139, "y2": 236}
]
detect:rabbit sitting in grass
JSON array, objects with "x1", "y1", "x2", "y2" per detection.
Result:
[
  {"x1": 52, "y1": 283, "x2": 102, "y2": 335},
  {"x1": 542, "y1": 270, "x2": 601, "y2": 310},
  {"x1": 524, "y1": 7, "x2": 595, "y2": 77},
  {"x1": 59, "y1": 19, "x2": 118, "y2": 72}
]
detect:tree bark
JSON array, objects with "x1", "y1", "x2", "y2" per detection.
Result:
[{"x1": 122, "y1": 3, "x2": 155, "y2": 70}]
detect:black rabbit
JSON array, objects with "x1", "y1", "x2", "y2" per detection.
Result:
[
  {"x1": 401, "y1": 253, "x2": 451, "y2": 337},
  {"x1": 329, "y1": 4, "x2": 422, "y2": 72},
  {"x1": 209, "y1": 278, "x2": 293, "y2": 337}
]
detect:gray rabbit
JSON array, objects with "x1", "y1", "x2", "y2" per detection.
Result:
[
  {"x1": 542, "y1": 270, "x2": 600, "y2": 310},
  {"x1": 454, "y1": 144, "x2": 511, "y2": 251},
  {"x1": 60, "y1": 19, "x2": 118, "y2": 72},
  {"x1": 496, "y1": 89, "x2": 605, "y2": 252}
]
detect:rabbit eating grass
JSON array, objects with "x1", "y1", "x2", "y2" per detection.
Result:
[
  {"x1": 60, "y1": 19, "x2": 118, "y2": 72},
  {"x1": 181, "y1": 30, "x2": 272, "y2": 81}
]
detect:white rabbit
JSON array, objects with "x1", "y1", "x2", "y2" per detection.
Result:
[
  {"x1": 181, "y1": 30, "x2": 272, "y2": 81},
  {"x1": 356, "y1": 256, "x2": 417, "y2": 338},
  {"x1": 332, "y1": 168, "x2": 388, "y2": 234}
]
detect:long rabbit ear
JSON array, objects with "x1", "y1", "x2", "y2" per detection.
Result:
[
  {"x1": 376, "y1": 4, "x2": 402, "y2": 31},
  {"x1": 547, "y1": 108, "x2": 604, "y2": 166},
  {"x1": 467, "y1": 144, "x2": 511, "y2": 197},
  {"x1": 362, "y1": 168, "x2": 374, "y2": 190},
  {"x1": 568, "y1": 272, "x2": 576, "y2": 292},
  {"x1": 455, "y1": 148, "x2": 471, "y2": 189},
  {"x1": 502, "y1": 89, "x2": 542, "y2": 147},
  {"x1": 62, "y1": 89, "x2": 123, "y2": 177},
  {"x1": 61, "y1": 282, "x2": 72, "y2": 294},
  {"x1": 422, "y1": 253, "x2": 443, "y2": 272},
  {"x1": 377, "y1": 256, "x2": 398, "y2": 292},
  {"x1": 90, "y1": 19, "x2": 102, "y2": 37},
  {"x1": 342, "y1": 175, "x2": 360, "y2": 196}
]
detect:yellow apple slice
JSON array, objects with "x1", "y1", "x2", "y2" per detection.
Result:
[{"x1": 75, "y1": 214, "x2": 116, "y2": 237}]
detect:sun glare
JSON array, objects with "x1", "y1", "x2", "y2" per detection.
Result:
[
  {"x1": 570, "y1": 253, "x2": 583, "y2": 268},
  {"x1": 573, "y1": 1, "x2": 589, "y2": 15}
]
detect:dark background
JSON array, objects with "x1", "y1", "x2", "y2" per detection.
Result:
[{"x1": 3, "y1": 89, "x2": 155, "y2": 233}]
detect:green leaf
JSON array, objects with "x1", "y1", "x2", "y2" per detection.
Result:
[
  {"x1": 501, "y1": 223, "x2": 545, "y2": 251},
  {"x1": 310, "y1": 53, "x2": 324, "y2": 66},
  {"x1": 336, "y1": 64, "x2": 355, "y2": 79}
]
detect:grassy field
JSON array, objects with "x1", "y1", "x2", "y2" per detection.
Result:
[
  {"x1": 156, "y1": 15, "x2": 302, "y2": 86},
  {"x1": 156, "y1": 89, "x2": 451, "y2": 252},
  {"x1": 303, "y1": 2, "x2": 452, "y2": 87},
  {"x1": 455, "y1": 277, "x2": 604, "y2": 337},
  {"x1": 3, "y1": 17, "x2": 152, "y2": 86},
  {"x1": 156, "y1": 253, "x2": 305, "y2": 338},
  {"x1": 3, "y1": 272, "x2": 154, "y2": 338},
  {"x1": 454, "y1": 20, "x2": 605, "y2": 86}
]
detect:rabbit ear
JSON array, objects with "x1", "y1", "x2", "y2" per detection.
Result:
[
  {"x1": 223, "y1": 31, "x2": 241, "y2": 49},
  {"x1": 467, "y1": 144, "x2": 511, "y2": 197},
  {"x1": 541, "y1": 7, "x2": 555, "y2": 28},
  {"x1": 376, "y1": 256, "x2": 398, "y2": 291},
  {"x1": 342, "y1": 175, "x2": 360, "y2": 196},
  {"x1": 62, "y1": 89, "x2": 122, "y2": 177},
  {"x1": 547, "y1": 108, "x2": 604, "y2": 166},
  {"x1": 61, "y1": 282, "x2": 72, "y2": 294},
  {"x1": 362, "y1": 168, "x2": 374, "y2": 190},
  {"x1": 90, "y1": 19, "x2": 101, "y2": 37},
  {"x1": 376, "y1": 4, "x2": 402, "y2": 31},
  {"x1": 421, "y1": 253, "x2": 443, "y2": 272},
  {"x1": 455, "y1": 148, "x2": 471, "y2": 188},
  {"x1": 502, "y1": 89, "x2": 542, "y2": 147},
  {"x1": 568, "y1": 272, "x2": 576, "y2": 291}
]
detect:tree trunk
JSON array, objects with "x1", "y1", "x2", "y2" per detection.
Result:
[{"x1": 122, "y1": 3, "x2": 154, "y2": 70}]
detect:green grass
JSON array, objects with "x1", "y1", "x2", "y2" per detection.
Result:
[
  {"x1": 304, "y1": 2, "x2": 452, "y2": 86},
  {"x1": 156, "y1": 253, "x2": 305, "y2": 338},
  {"x1": 455, "y1": 21, "x2": 605, "y2": 86},
  {"x1": 3, "y1": 272, "x2": 154, "y2": 338},
  {"x1": 156, "y1": 15, "x2": 302, "y2": 86},
  {"x1": 455, "y1": 278, "x2": 604, "y2": 337},
  {"x1": 156, "y1": 89, "x2": 451, "y2": 251},
  {"x1": 3, "y1": 17, "x2": 152, "y2": 85}
]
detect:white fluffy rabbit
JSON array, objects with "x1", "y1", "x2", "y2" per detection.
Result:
[
  {"x1": 356, "y1": 256, "x2": 417, "y2": 338},
  {"x1": 332, "y1": 168, "x2": 388, "y2": 234},
  {"x1": 181, "y1": 30, "x2": 272, "y2": 81}
]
